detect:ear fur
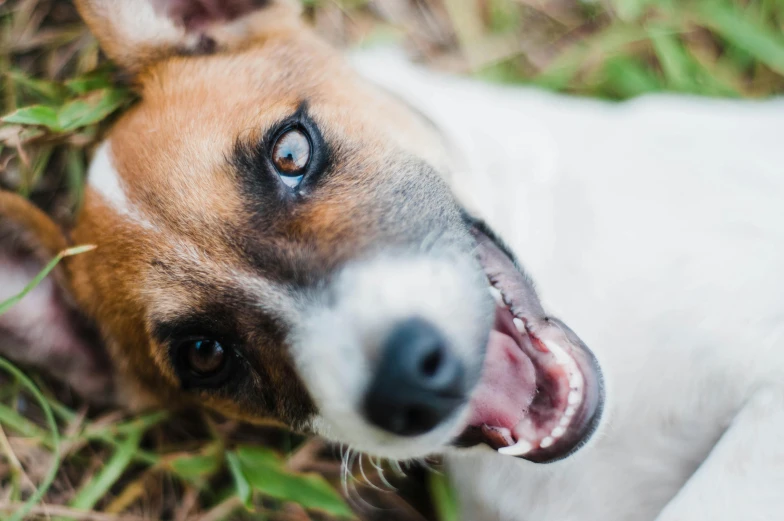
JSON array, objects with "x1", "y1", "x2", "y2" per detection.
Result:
[
  {"x1": 0, "y1": 191, "x2": 113, "y2": 399},
  {"x1": 74, "y1": 0, "x2": 302, "y2": 73}
]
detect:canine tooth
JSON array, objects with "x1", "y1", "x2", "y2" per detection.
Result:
[
  {"x1": 568, "y1": 390, "x2": 581, "y2": 405},
  {"x1": 498, "y1": 439, "x2": 533, "y2": 456},
  {"x1": 560, "y1": 416, "x2": 570, "y2": 426},
  {"x1": 540, "y1": 437, "x2": 554, "y2": 448},
  {"x1": 542, "y1": 340, "x2": 567, "y2": 362},
  {"x1": 513, "y1": 317, "x2": 525, "y2": 333},
  {"x1": 551, "y1": 426, "x2": 566, "y2": 438},
  {"x1": 488, "y1": 286, "x2": 505, "y2": 307},
  {"x1": 484, "y1": 426, "x2": 514, "y2": 446},
  {"x1": 565, "y1": 406, "x2": 576, "y2": 417}
]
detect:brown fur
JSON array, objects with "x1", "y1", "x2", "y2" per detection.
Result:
[{"x1": 6, "y1": 0, "x2": 453, "y2": 431}]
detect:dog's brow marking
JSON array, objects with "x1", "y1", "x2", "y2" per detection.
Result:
[
  {"x1": 88, "y1": 141, "x2": 158, "y2": 230},
  {"x1": 151, "y1": 239, "x2": 298, "y2": 322},
  {"x1": 88, "y1": 142, "x2": 125, "y2": 208},
  {"x1": 234, "y1": 273, "x2": 301, "y2": 319}
]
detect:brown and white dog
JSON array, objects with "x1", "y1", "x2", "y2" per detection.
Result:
[{"x1": 2, "y1": 1, "x2": 784, "y2": 520}]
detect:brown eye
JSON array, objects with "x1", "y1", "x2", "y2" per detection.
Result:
[
  {"x1": 185, "y1": 339, "x2": 226, "y2": 376},
  {"x1": 272, "y1": 128, "x2": 311, "y2": 184}
]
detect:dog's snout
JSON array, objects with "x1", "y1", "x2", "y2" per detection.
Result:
[{"x1": 363, "y1": 318, "x2": 466, "y2": 436}]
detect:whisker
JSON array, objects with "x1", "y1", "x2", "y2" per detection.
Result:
[
  {"x1": 340, "y1": 450, "x2": 382, "y2": 514},
  {"x1": 348, "y1": 449, "x2": 359, "y2": 480},
  {"x1": 390, "y1": 459, "x2": 407, "y2": 478},
  {"x1": 345, "y1": 473, "x2": 381, "y2": 513},
  {"x1": 358, "y1": 453, "x2": 386, "y2": 492},
  {"x1": 418, "y1": 457, "x2": 442, "y2": 475},
  {"x1": 340, "y1": 446, "x2": 351, "y2": 496},
  {"x1": 370, "y1": 456, "x2": 397, "y2": 490}
]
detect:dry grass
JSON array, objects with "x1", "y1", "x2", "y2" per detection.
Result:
[{"x1": 1, "y1": 0, "x2": 783, "y2": 520}]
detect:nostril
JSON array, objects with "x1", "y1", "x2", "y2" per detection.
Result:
[
  {"x1": 420, "y1": 347, "x2": 443, "y2": 378},
  {"x1": 363, "y1": 318, "x2": 467, "y2": 437},
  {"x1": 405, "y1": 406, "x2": 431, "y2": 432}
]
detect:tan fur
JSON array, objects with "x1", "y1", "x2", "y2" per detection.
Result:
[{"x1": 8, "y1": 0, "x2": 451, "y2": 428}]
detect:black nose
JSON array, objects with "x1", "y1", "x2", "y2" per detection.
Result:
[{"x1": 363, "y1": 318, "x2": 466, "y2": 436}]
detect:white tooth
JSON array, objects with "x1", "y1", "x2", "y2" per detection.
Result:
[
  {"x1": 513, "y1": 317, "x2": 525, "y2": 333},
  {"x1": 498, "y1": 439, "x2": 533, "y2": 456},
  {"x1": 568, "y1": 390, "x2": 581, "y2": 405},
  {"x1": 543, "y1": 340, "x2": 569, "y2": 363},
  {"x1": 540, "y1": 437, "x2": 554, "y2": 448},
  {"x1": 569, "y1": 373, "x2": 583, "y2": 388},
  {"x1": 560, "y1": 416, "x2": 570, "y2": 426},
  {"x1": 486, "y1": 427, "x2": 514, "y2": 446},
  {"x1": 488, "y1": 286, "x2": 505, "y2": 307},
  {"x1": 551, "y1": 426, "x2": 566, "y2": 438},
  {"x1": 565, "y1": 406, "x2": 576, "y2": 417}
]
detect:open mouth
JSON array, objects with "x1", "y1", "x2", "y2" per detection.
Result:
[{"x1": 453, "y1": 224, "x2": 604, "y2": 463}]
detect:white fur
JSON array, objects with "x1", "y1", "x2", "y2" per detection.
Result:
[
  {"x1": 352, "y1": 49, "x2": 784, "y2": 520},
  {"x1": 654, "y1": 386, "x2": 784, "y2": 520},
  {"x1": 292, "y1": 253, "x2": 490, "y2": 460},
  {"x1": 88, "y1": 142, "x2": 127, "y2": 211},
  {"x1": 88, "y1": 141, "x2": 157, "y2": 230},
  {"x1": 83, "y1": 0, "x2": 301, "y2": 63},
  {"x1": 84, "y1": 0, "x2": 185, "y2": 55}
]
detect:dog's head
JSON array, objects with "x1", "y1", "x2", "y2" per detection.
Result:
[{"x1": 0, "y1": 0, "x2": 602, "y2": 463}]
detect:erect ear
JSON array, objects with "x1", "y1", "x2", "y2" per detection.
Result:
[
  {"x1": 74, "y1": 0, "x2": 301, "y2": 72},
  {"x1": 0, "y1": 191, "x2": 113, "y2": 399}
]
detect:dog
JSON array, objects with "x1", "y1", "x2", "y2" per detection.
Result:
[{"x1": 1, "y1": 1, "x2": 783, "y2": 519}]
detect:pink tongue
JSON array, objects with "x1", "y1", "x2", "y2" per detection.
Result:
[{"x1": 466, "y1": 330, "x2": 537, "y2": 429}]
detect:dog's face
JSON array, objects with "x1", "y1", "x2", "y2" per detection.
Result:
[{"x1": 0, "y1": 0, "x2": 603, "y2": 464}]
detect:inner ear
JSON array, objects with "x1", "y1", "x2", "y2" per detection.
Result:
[
  {"x1": 153, "y1": 0, "x2": 271, "y2": 30},
  {"x1": 75, "y1": 0, "x2": 302, "y2": 72}
]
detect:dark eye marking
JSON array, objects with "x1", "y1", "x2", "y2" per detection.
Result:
[
  {"x1": 177, "y1": 337, "x2": 230, "y2": 381},
  {"x1": 154, "y1": 315, "x2": 243, "y2": 390},
  {"x1": 231, "y1": 103, "x2": 331, "y2": 201},
  {"x1": 171, "y1": 336, "x2": 237, "y2": 389}
]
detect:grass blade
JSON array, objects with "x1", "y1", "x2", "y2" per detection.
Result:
[
  {"x1": 0, "y1": 402, "x2": 50, "y2": 440},
  {"x1": 234, "y1": 446, "x2": 354, "y2": 518},
  {"x1": 69, "y1": 428, "x2": 143, "y2": 511},
  {"x1": 1, "y1": 105, "x2": 59, "y2": 128},
  {"x1": 600, "y1": 56, "x2": 663, "y2": 97},
  {"x1": 696, "y1": 2, "x2": 784, "y2": 75},
  {"x1": 226, "y1": 451, "x2": 253, "y2": 508},
  {"x1": 429, "y1": 472, "x2": 458, "y2": 521},
  {"x1": 648, "y1": 27, "x2": 697, "y2": 92},
  {"x1": 0, "y1": 245, "x2": 96, "y2": 316},
  {"x1": 0, "y1": 357, "x2": 61, "y2": 521},
  {"x1": 56, "y1": 88, "x2": 128, "y2": 132}
]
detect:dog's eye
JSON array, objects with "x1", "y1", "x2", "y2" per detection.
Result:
[
  {"x1": 186, "y1": 339, "x2": 226, "y2": 375},
  {"x1": 272, "y1": 128, "x2": 311, "y2": 188},
  {"x1": 174, "y1": 338, "x2": 233, "y2": 387}
]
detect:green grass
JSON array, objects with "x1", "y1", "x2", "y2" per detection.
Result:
[{"x1": 1, "y1": 0, "x2": 782, "y2": 519}]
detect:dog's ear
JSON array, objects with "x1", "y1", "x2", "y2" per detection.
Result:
[
  {"x1": 74, "y1": 0, "x2": 301, "y2": 72},
  {"x1": 0, "y1": 192, "x2": 113, "y2": 399}
]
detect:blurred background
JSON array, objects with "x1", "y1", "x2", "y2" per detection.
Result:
[
  {"x1": 313, "y1": 0, "x2": 784, "y2": 98},
  {"x1": 0, "y1": 1, "x2": 782, "y2": 520}
]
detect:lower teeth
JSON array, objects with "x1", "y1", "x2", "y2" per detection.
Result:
[
  {"x1": 496, "y1": 394, "x2": 580, "y2": 457},
  {"x1": 498, "y1": 439, "x2": 533, "y2": 456}
]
